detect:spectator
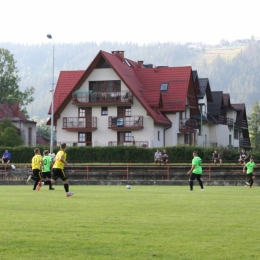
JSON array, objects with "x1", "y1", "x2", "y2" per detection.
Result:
[
  {"x1": 132, "y1": 136, "x2": 136, "y2": 146},
  {"x1": 161, "y1": 149, "x2": 169, "y2": 166},
  {"x1": 212, "y1": 150, "x2": 222, "y2": 166},
  {"x1": 2, "y1": 150, "x2": 11, "y2": 171},
  {"x1": 238, "y1": 149, "x2": 248, "y2": 165},
  {"x1": 154, "y1": 149, "x2": 162, "y2": 165},
  {"x1": 48, "y1": 150, "x2": 55, "y2": 162}
]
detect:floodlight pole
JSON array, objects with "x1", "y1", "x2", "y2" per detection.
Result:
[{"x1": 47, "y1": 34, "x2": 55, "y2": 152}]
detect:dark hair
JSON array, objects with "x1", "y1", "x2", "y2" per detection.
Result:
[
  {"x1": 193, "y1": 151, "x2": 198, "y2": 155},
  {"x1": 250, "y1": 156, "x2": 254, "y2": 159},
  {"x1": 60, "y1": 143, "x2": 66, "y2": 149}
]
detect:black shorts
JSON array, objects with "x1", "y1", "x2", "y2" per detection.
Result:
[
  {"x1": 247, "y1": 173, "x2": 254, "y2": 178},
  {"x1": 32, "y1": 169, "x2": 42, "y2": 180},
  {"x1": 42, "y1": 171, "x2": 51, "y2": 179},
  {"x1": 190, "y1": 173, "x2": 202, "y2": 181},
  {"x1": 52, "y1": 168, "x2": 67, "y2": 181},
  {"x1": 3, "y1": 159, "x2": 9, "y2": 163}
]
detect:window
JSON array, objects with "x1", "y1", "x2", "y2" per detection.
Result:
[
  {"x1": 184, "y1": 134, "x2": 189, "y2": 144},
  {"x1": 79, "y1": 107, "x2": 92, "y2": 117},
  {"x1": 118, "y1": 107, "x2": 131, "y2": 117},
  {"x1": 234, "y1": 129, "x2": 238, "y2": 139},
  {"x1": 160, "y1": 83, "x2": 168, "y2": 91},
  {"x1": 79, "y1": 133, "x2": 85, "y2": 142},
  {"x1": 28, "y1": 127, "x2": 32, "y2": 146},
  {"x1": 101, "y1": 107, "x2": 108, "y2": 115},
  {"x1": 78, "y1": 132, "x2": 92, "y2": 146},
  {"x1": 89, "y1": 81, "x2": 121, "y2": 92},
  {"x1": 118, "y1": 132, "x2": 132, "y2": 142},
  {"x1": 158, "y1": 131, "x2": 160, "y2": 141}
]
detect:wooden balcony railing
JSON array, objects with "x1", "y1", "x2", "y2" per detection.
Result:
[
  {"x1": 108, "y1": 116, "x2": 143, "y2": 129},
  {"x1": 179, "y1": 118, "x2": 197, "y2": 132},
  {"x1": 108, "y1": 141, "x2": 149, "y2": 148},
  {"x1": 240, "y1": 120, "x2": 248, "y2": 129},
  {"x1": 187, "y1": 94, "x2": 197, "y2": 108},
  {"x1": 239, "y1": 138, "x2": 251, "y2": 148},
  {"x1": 62, "y1": 117, "x2": 97, "y2": 130},
  {"x1": 219, "y1": 116, "x2": 233, "y2": 126},
  {"x1": 72, "y1": 90, "x2": 133, "y2": 104}
]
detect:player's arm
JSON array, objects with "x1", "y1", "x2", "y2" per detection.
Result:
[
  {"x1": 40, "y1": 158, "x2": 44, "y2": 170},
  {"x1": 187, "y1": 164, "x2": 195, "y2": 175},
  {"x1": 60, "y1": 154, "x2": 68, "y2": 166}
]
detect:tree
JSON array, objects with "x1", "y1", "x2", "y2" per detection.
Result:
[
  {"x1": 0, "y1": 48, "x2": 35, "y2": 117},
  {"x1": 248, "y1": 102, "x2": 260, "y2": 150},
  {"x1": 0, "y1": 118, "x2": 23, "y2": 146}
]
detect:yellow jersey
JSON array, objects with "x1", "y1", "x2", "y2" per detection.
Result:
[
  {"x1": 53, "y1": 150, "x2": 66, "y2": 169},
  {"x1": 32, "y1": 154, "x2": 42, "y2": 170}
]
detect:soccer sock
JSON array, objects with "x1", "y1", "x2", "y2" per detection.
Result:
[
  {"x1": 44, "y1": 180, "x2": 51, "y2": 185},
  {"x1": 189, "y1": 181, "x2": 193, "y2": 190},
  {"x1": 49, "y1": 184, "x2": 53, "y2": 189},
  {"x1": 33, "y1": 181, "x2": 38, "y2": 190},
  {"x1": 199, "y1": 180, "x2": 204, "y2": 189},
  {"x1": 64, "y1": 183, "x2": 69, "y2": 192}
]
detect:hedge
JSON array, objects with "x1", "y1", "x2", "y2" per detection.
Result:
[{"x1": 0, "y1": 146, "x2": 254, "y2": 164}]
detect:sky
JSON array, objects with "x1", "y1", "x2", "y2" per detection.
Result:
[{"x1": 1, "y1": 0, "x2": 260, "y2": 45}]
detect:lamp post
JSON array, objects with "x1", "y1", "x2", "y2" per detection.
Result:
[{"x1": 47, "y1": 34, "x2": 55, "y2": 152}]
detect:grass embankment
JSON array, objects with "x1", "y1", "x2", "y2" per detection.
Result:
[{"x1": 1, "y1": 186, "x2": 259, "y2": 260}]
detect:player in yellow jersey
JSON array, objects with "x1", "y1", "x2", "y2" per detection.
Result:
[
  {"x1": 30, "y1": 148, "x2": 43, "y2": 190},
  {"x1": 37, "y1": 143, "x2": 74, "y2": 197}
]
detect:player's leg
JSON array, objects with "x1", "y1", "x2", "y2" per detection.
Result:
[
  {"x1": 60, "y1": 169, "x2": 74, "y2": 197},
  {"x1": 189, "y1": 173, "x2": 196, "y2": 191},
  {"x1": 45, "y1": 172, "x2": 54, "y2": 190},
  {"x1": 196, "y1": 174, "x2": 204, "y2": 190},
  {"x1": 33, "y1": 170, "x2": 42, "y2": 190}
]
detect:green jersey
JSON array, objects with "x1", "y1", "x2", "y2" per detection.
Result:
[
  {"x1": 245, "y1": 161, "x2": 255, "y2": 174},
  {"x1": 192, "y1": 156, "x2": 202, "y2": 174},
  {"x1": 42, "y1": 155, "x2": 52, "y2": 172}
]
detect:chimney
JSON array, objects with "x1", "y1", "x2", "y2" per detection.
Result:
[
  {"x1": 111, "y1": 50, "x2": 124, "y2": 61},
  {"x1": 137, "y1": 61, "x2": 143, "y2": 68},
  {"x1": 13, "y1": 103, "x2": 20, "y2": 117}
]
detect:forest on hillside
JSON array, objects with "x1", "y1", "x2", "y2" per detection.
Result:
[{"x1": 1, "y1": 41, "x2": 260, "y2": 120}]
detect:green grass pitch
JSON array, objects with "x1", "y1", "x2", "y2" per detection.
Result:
[{"x1": 0, "y1": 185, "x2": 259, "y2": 260}]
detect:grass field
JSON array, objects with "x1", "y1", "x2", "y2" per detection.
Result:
[{"x1": 1, "y1": 185, "x2": 259, "y2": 260}]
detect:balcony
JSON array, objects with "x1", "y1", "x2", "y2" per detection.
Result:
[
  {"x1": 62, "y1": 117, "x2": 97, "y2": 131},
  {"x1": 239, "y1": 138, "x2": 251, "y2": 148},
  {"x1": 108, "y1": 116, "x2": 143, "y2": 130},
  {"x1": 179, "y1": 118, "x2": 197, "y2": 132},
  {"x1": 219, "y1": 116, "x2": 234, "y2": 126},
  {"x1": 72, "y1": 90, "x2": 133, "y2": 106},
  {"x1": 57, "y1": 141, "x2": 92, "y2": 147},
  {"x1": 108, "y1": 141, "x2": 149, "y2": 148}
]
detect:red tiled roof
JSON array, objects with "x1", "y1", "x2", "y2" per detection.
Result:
[
  {"x1": 47, "y1": 70, "x2": 85, "y2": 125},
  {"x1": 50, "y1": 70, "x2": 85, "y2": 115},
  {"x1": 0, "y1": 103, "x2": 28, "y2": 121},
  {"x1": 134, "y1": 66, "x2": 192, "y2": 112}
]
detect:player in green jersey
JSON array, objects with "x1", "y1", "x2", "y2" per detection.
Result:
[
  {"x1": 187, "y1": 151, "x2": 204, "y2": 191},
  {"x1": 243, "y1": 156, "x2": 256, "y2": 188},
  {"x1": 42, "y1": 150, "x2": 54, "y2": 190}
]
